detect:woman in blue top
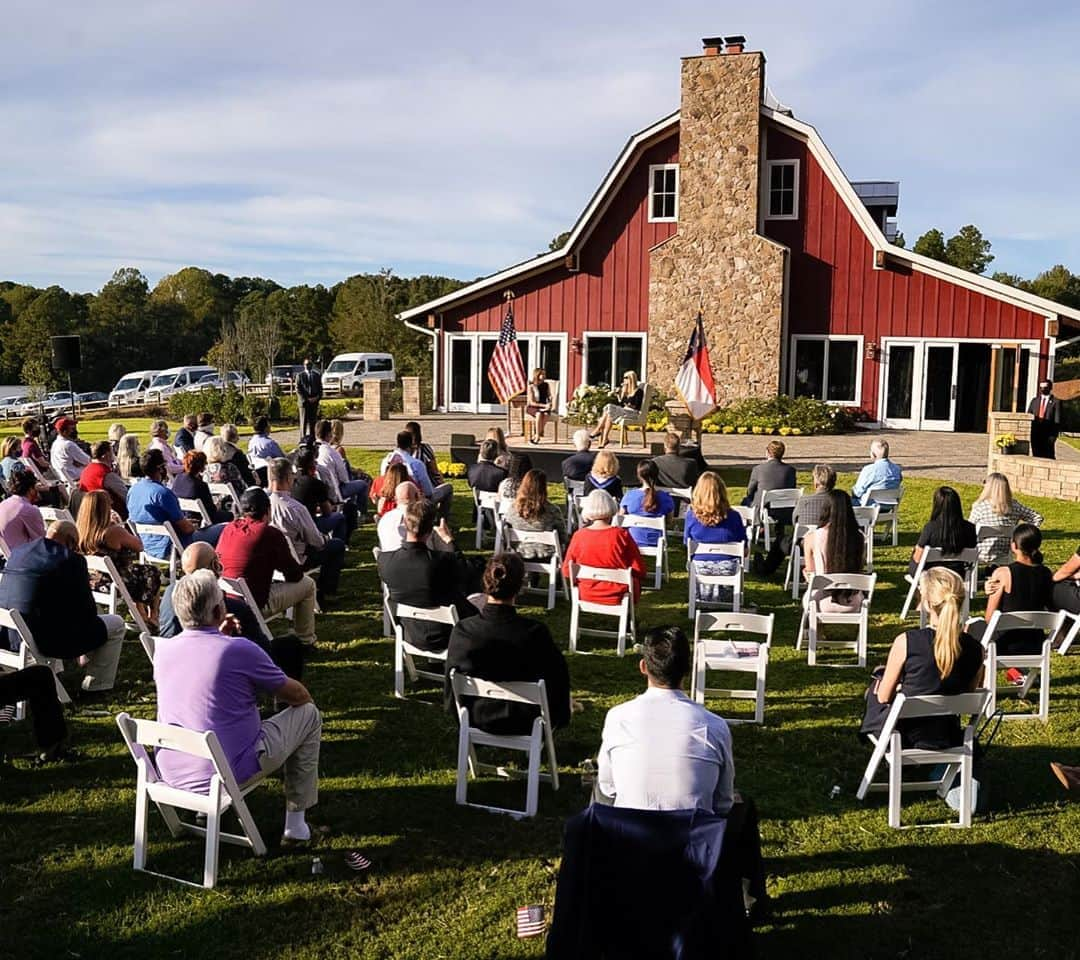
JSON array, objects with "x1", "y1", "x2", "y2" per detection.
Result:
[
  {"x1": 0, "y1": 435, "x2": 26, "y2": 491},
  {"x1": 619, "y1": 460, "x2": 673, "y2": 548},
  {"x1": 684, "y1": 472, "x2": 746, "y2": 601}
]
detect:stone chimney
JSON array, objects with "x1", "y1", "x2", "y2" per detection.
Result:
[{"x1": 647, "y1": 35, "x2": 786, "y2": 406}]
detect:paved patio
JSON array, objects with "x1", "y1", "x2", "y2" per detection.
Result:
[{"x1": 337, "y1": 414, "x2": 1079, "y2": 484}]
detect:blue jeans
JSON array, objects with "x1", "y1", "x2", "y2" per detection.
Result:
[
  {"x1": 340, "y1": 478, "x2": 369, "y2": 507},
  {"x1": 316, "y1": 512, "x2": 350, "y2": 542},
  {"x1": 307, "y1": 538, "x2": 346, "y2": 595}
]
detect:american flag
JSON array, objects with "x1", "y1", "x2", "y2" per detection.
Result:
[
  {"x1": 516, "y1": 904, "x2": 546, "y2": 938},
  {"x1": 488, "y1": 302, "x2": 527, "y2": 403}
]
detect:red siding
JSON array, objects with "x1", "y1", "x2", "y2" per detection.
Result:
[
  {"x1": 763, "y1": 126, "x2": 1050, "y2": 416},
  {"x1": 440, "y1": 135, "x2": 679, "y2": 391}
]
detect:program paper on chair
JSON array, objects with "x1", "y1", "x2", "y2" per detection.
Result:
[{"x1": 691, "y1": 611, "x2": 774, "y2": 724}]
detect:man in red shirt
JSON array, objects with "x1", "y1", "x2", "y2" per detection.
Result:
[
  {"x1": 78, "y1": 441, "x2": 129, "y2": 519},
  {"x1": 217, "y1": 488, "x2": 318, "y2": 645}
]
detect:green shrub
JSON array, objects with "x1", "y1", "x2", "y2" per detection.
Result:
[
  {"x1": 701, "y1": 396, "x2": 861, "y2": 435},
  {"x1": 166, "y1": 389, "x2": 355, "y2": 426},
  {"x1": 565, "y1": 384, "x2": 617, "y2": 425},
  {"x1": 168, "y1": 387, "x2": 247, "y2": 423}
]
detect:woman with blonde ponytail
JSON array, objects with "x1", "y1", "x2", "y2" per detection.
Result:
[{"x1": 861, "y1": 567, "x2": 983, "y2": 748}]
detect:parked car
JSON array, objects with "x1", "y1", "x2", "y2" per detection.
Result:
[
  {"x1": 323, "y1": 353, "x2": 395, "y2": 396},
  {"x1": 184, "y1": 371, "x2": 250, "y2": 393},
  {"x1": 109, "y1": 369, "x2": 160, "y2": 406},
  {"x1": 76, "y1": 391, "x2": 109, "y2": 408},
  {"x1": 266, "y1": 364, "x2": 305, "y2": 389},
  {"x1": 27, "y1": 391, "x2": 76, "y2": 418},
  {"x1": 143, "y1": 365, "x2": 217, "y2": 403},
  {"x1": 0, "y1": 396, "x2": 28, "y2": 418}
]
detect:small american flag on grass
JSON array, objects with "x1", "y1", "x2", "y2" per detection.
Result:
[
  {"x1": 516, "y1": 904, "x2": 547, "y2": 938},
  {"x1": 488, "y1": 301, "x2": 527, "y2": 404}
]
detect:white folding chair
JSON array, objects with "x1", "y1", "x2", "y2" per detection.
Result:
[
  {"x1": 616, "y1": 383, "x2": 654, "y2": 448},
  {"x1": 797, "y1": 572, "x2": 877, "y2": 668},
  {"x1": 1057, "y1": 613, "x2": 1080, "y2": 656},
  {"x1": 473, "y1": 489, "x2": 500, "y2": 550},
  {"x1": 84, "y1": 554, "x2": 155, "y2": 661},
  {"x1": 132, "y1": 520, "x2": 185, "y2": 583},
  {"x1": 855, "y1": 690, "x2": 990, "y2": 828},
  {"x1": 178, "y1": 497, "x2": 214, "y2": 527},
  {"x1": 567, "y1": 563, "x2": 635, "y2": 656},
  {"x1": 867, "y1": 485, "x2": 903, "y2": 546},
  {"x1": 115, "y1": 712, "x2": 268, "y2": 889},
  {"x1": 208, "y1": 482, "x2": 241, "y2": 517},
  {"x1": 783, "y1": 523, "x2": 818, "y2": 600},
  {"x1": 501, "y1": 528, "x2": 567, "y2": 610},
  {"x1": 449, "y1": 670, "x2": 559, "y2": 819},
  {"x1": 732, "y1": 504, "x2": 760, "y2": 551},
  {"x1": 852, "y1": 504, "x2": 880, "y2": 572},
  {"x1": 759, "y1": 488, "x2": 803, "y2": 551},
  {"x1": 38, "y1": 505, "x2": 75, "y2": 526},
  {"x1": 218, "y1": 577, "x2": 276, "y2": 644},
  {"x1": 392, "y1": 602, "x2": 457, "y2": 700},
  {"x1": 977, "y1": 609, "x2": 1065, "y2": 722},
  {"x1": 686, "y1": 541, "x2": 744, "y2": 619},
  {"x1": 615, "y1": 514, "x2": 668, "y2": 590},
  {"x1": 20, "y1": 457, "x2": 66, "y2": 501},
  {"x1": 658, "y1": 486, "x2": 692, "y2": 539},
  {"x1": 563, "y1": 480, "x2": 585, "y2": 536},
  {"x1": 901, "y1": 548, "x2": 979, "y2": 623},
  {"x1": 691, "y1": 611, "x2": 774, "y2": 724},
  {"x1": 0, "y1": 606, "x2": 71, "y2": 705}
]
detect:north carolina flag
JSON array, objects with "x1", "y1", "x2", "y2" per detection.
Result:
[{"x1": 673, "y1": 314, "x2": 717, "y2": 419}]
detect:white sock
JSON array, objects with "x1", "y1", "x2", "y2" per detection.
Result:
[{"x1": 284, "y1": 810, "x2": 309, "y2": 840}]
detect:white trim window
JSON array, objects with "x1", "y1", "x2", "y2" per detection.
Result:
[
  {"x1": 648, "y1": 164, "x2": 679, "y2": 222},
  {"x1": 583, "y1": 333, "x2": 647, "y2": 391},
  {"x1": 790, "y1": 335, "x2": 863, "y2": 405},
  {"x1": 766, "y1": 159, "x2": 799, "y2": 220}
]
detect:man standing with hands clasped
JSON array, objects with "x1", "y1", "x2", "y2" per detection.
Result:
[
  {"x1": 297, "y1": 358, "x2": 323, "y2": 444},
  {"x1": 1027, "y1": 379, "x2": 1060, "y2": 460}
]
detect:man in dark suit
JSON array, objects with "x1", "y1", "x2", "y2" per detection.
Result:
[
  {"x1": 467, "y1": 439, "x2": 508, "y2": 493},
  {"x1": 561, "y1": 429, "x2": 597, "y2": 482},
  {"x1": 296, "y1": 357, "x2": 323, "y2": 443},
  {"x1": 743, "y1": 440, "x2": 798, "y2": 574},
  {"x1": 377, "y1": 500, "x2": 479, "y2": 652},
  {"x1": 0, "y1": 522, "x2": 125, "y2": 693},
  {"x1": 1027, "y1": 379, "x2": 1060, "y2": 459},
  {"x1": 652, "y1": 432, "x2": 703, "y2": 490}
]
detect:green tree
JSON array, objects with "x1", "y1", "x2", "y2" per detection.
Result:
[
  {"x1": 267, "y1": 285, "x2": 333, "y2": 365},
  {"x1": 548, "y1": 231, "x2": 571, "y2": 251},
  {"x1": 891, "y1": 231, "x2": 905, "y2": 249},
  {"x1": 944, "y1": 224, "x2": 994, "y2": 274},
  {"x1": 912, "y1": 228, "x2": 947, "y2": 262},
  {"x1": 5, "y1": 286, "x2": 83, "y2": 391},
  {"x1": 150, "y1": 267, "x2": 233, "y2": 359},
  {"x1": 86, "y1": 267, "x2": 151, "y2": 387},
  {"x1": 1026, "y1": 264, "x2": 1080, "y2": 310}
]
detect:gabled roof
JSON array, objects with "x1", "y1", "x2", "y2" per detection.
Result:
[{"x1": 398, "y1": 112, "x2": 679, "y2": 322}]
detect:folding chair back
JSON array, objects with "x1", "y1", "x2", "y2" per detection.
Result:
[
  {"x1": 115, "y1": 712, "x2": 267, "y2": 888},
  {"x1": 691, "y1": 611, "x2": 774, "y2": 724},
  {"x1": 852, "y1": 504, "x2": 880, "y2": 571},
  {"x1": 658, "y1": 486, "x2": 692, "y2": 538},
  {"x1": 473, "y1": 488, "x2": 500, "y2": 549},
  {"x1": 855, "y1": 690, "x2": 990, "y2": 828},
  {"x1": 798, "y1": 572, "x2": 877, "y2": 667},
  {"x1": 502, "y1": 528, "x2": 566, "y2": 610},
  {"x1": 975, "y1": 523, "x2": 1016, "y2": 570},
  {"x1": 867, "y1": 485, "x2": 903, "y2": 546},
  {"x1": 449, "y1": 670, "x2": 559, "y2": 818},
  {"x1": 218, "y1": 577, "x2": 275, "y2": 644},
  {"x1": 615, "y1": 513, "x2": 668, "y2": 590},
  {"x1": 978, "y1": 608, "x2": 1066, "y2": 722},
  {"x1": 84, "y1": 553, "x2": 155, "y2": 660},
  {"x1": 759, "y1": 488, "x2": 803, "y2": 550},
  {"x1": 783, "y1": 523, "x2": 818, "y2": 600},
  {"x1": 393, "y1": 602, "x2": 457, "y2": 699},
  {"x1": 731, "y1": 504, "x2": 759, "y2": 549},
  {"x1": 567, "y1": 563, "x2": 635, "y2": 656},
  {"x1": 564, "y1": 480, "x2": 586, "y2": 535},
  {"x1": 38, "y1": 505, "x2": 75, "y2": 526},
  {"x1": 178, "y1": 497, "x2": 214, "y2": 527},
  {"x1": 901, "y1": 547, "x2": 978, "y2": 621},
  {"x1": 686, "y1": 540, "x2": 744, "y2": 618},
  {"x1": 208, "y1": 482, "x2": 241, "y2": 517},
  {"x1": 0, "y1": 606, "x2": 70, "y2": 704},
  {"x1": 133, "y1": 520, "x2": 184, "y2": 582},
  {"x1": 0, "y1": 533, "x2": 10, "y2": 559}
]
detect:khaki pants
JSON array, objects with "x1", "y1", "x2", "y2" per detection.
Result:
[
  {"x1": 81, "y1": 614, "x2": 126, "y2": 691},
  {"x1": 255, "y1": 702, "x2": 322, "y2": 811},
  {"x1": 265, "y1": 576, "x2": 317, "y2": 644}
]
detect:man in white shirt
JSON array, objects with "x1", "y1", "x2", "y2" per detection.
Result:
[
  {"x1": 49, "y1": 417, "x2": 90, "y2": 484},
  {"x1": 314, "y1": 419, "x2": 369, "y2": 510},
  {"x1": 597, "y1": 625, "x2": 734, "y2": 814},
  {"x1": 268, "y1": 458, "x2": 345, "y2": 604},
  {"x1": 379, "y1": 429, "x2": 435, "y2": 497},
  {"x1": 377, "y1": 481, "x2": 453, "y2": 553}
]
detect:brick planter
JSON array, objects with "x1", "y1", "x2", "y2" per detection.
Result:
[{"x1": 988, "y1": 411, "x2": 1079, "y2": 501}]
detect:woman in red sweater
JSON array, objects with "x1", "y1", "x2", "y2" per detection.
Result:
[{"x1": 563, "y1": 489, "x2": 645, "y2": 603}]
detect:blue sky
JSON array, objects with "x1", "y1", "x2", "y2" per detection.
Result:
[{"x1": 2, "y1": 0, "x2": 1078, "y2": 293}]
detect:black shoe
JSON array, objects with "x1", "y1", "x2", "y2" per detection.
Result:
[{"x1": 34, "y1": 745, "x2": 84, "y2": 766}]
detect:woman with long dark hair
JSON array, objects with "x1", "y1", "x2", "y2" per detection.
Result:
[
  {"x1": 908, "y1": 486, "x2": 976, "y2": 578},
  {"x1": 802, "y1": 489, "x2": 865, "y2": 612},
  {"x1": 974, "y1": 523, "x2": 1054, "y2": 657},
  {"x1": 619, "y1": 459, "x2": 674, "y2": 549}
]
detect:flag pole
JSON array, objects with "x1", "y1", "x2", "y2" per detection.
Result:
[{"x1": 504, "y1": 290, "x2": 515, "y2": 439}]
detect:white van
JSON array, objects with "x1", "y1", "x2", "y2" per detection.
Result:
[
  {"x1": 108, "y1": 369, "x2": 159, "y2": 407},
  {"x1": 143, "y1": 365, "x2": 217, "y2": 404},
  {"x1": 322, "y1": 353, "x2": 395, "y2": 396}
]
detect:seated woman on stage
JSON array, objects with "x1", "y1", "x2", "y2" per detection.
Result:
[
  {"x1": 592, "y1": 371, "x2": 645, "y2": 449},
  {"x1": 524, "y1": 368, "x2": 553, "y2": 445},
  {"x1": 801, "y1": 489, "x2": 865, "y2": 613}
]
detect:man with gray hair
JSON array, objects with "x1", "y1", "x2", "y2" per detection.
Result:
[
  {"x1": 852, "y1": 438, "x2": 902, "y2": 506},
  {"x1": 793, "y1": 463, "x2": 837, "y2": 528},
  {"x1": 561, "y1": 428, "x2": 596, "y2": 482},
  {"x1": 154, "y1": 569, "x2": 322, "y2": 844}
]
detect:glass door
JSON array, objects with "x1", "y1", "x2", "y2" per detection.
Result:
[
  {"x1": 477, "y1": 336, "x2": 505, "y2": 414},
  {"x1": 921, "y1": 343, "x2": 958, "y2": 431},
  {"x1": 447, "y1": 337, "x2": 474, "y2": 412},
  {"x1": 881, "y1": 341, "x2": 919, "y2": 429}
]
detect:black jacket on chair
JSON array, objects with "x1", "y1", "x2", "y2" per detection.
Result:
[
  {"x1": 377, "y1": 542, "x2": 479, "y2": 651},
  {"x1": 0, "y1": 538, "x2": 107, "y2": 658},
  {"x1": 444, "y1": 604, "x2": 571, "y2": 734}
]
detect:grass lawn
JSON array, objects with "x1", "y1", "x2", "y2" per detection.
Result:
[{"x1": 3, "y1": 445, "x2": 1080, "y2": 959}]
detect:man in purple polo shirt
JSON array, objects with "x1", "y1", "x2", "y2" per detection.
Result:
[{"x1": 153, "y1": 569, "x2": 322, "y2": 844}]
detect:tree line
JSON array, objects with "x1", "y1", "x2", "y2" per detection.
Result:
[{"x1": 0, "y1": 267, "x2": 466, "y2": 393}]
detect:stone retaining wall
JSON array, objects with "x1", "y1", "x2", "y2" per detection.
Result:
[{"x1": 988, "y1": 411, "x2": 1080, "y2": 501}]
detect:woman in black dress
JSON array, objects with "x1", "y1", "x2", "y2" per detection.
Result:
[
  {"x1": 908, "y1": 485, "x2": 977, "y2": 579},
  {"x1": 525, "y1": 368, "x2": 553, "y2": 445},
  {"x1": 593, "y1": 371, "x2": 645, "y2": 449}
]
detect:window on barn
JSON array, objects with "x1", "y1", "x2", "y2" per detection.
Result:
[
  {"x1": 584, "y1": 334, "x2": 647, "y2": 391},
  {"x1": 766, "y1": 160, "x2": 799, "y2": 220},
  {"x1": 648, "y1": 164, "x2": 679, "y2": 222},
  {"x1": 790, "y1": 335, "x2": 862, "y2": 405}
]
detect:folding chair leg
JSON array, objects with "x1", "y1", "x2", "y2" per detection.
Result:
[
  {"x1": 755, "y1": 666, "x2": 766, "y2": 724},
  {"x1": 959, "y1": 752, "x2": 973, "y2": 828},
  {"x1": 133, "y1": 768, "x2": 150, "y2": 871},
  {"x1": 394, "y1": 637, "x2": 406, "y2": 699},
  {"x1": 455, "y1": 722, "x2": 471, "y2": 806},
  {"x1": 204, "y1": 780, "x2": 222, "y2": 889},
  {"x1": 524, "y1": 727, "x2": 542, "y2": 818},
  {"x1": 888, "y1": 735, "x2": 903, "y2": 829}
]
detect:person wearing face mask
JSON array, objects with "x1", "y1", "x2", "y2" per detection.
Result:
[{"x1": 1026, "y1": 380, "x2": 1059, "y2": 459}]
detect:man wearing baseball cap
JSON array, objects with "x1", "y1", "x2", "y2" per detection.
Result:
[{"x1": 49, "y1": 417, "x2": 89, "y2": 485}]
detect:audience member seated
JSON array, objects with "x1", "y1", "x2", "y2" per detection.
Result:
[
  {"x1": 294, "y1": 448, "x2": 352, "y2": 541},
  {"x1": 583, "y1": 449, "x2": 623, "y2": 501},
  {"x1": 523, "y1": 368, "x2": 554, "y2": 445},
  {"x1": 157, "y1": 543, "x2": 304, "y2": 679},
  {"x1": 128, "y1": 450, "x2": 226, "y2": 556},
  {"x1": 743, "y1": 440, "x2": 796, "y2": 573},
  {"x1": 0, "y1": 435, "x2": 26, "y2": 491},
  {"x1": 793, "y1": 463, "x2": 837, "y2": 529},
  {"x1": 481, "y1": 426, "x2": 511, "y2": 470},
  {"x1": 371, "y1": 462, "x2": 410, "y2": 518},
  {"x1": 172, "y1": 450, "x2": 233, "y2": 524},
  {"x1": 50, "y1": 417, "x2": 89, "y2": 485},
  {"x1": 248, "y1": 415, "x2": 285, "y2": 486},
  {"x1": 968, "y1": 472, "x2": 1044, "y2": 568},
  {"x1": 852, "y1": 438, "x2": 903, "y2": 506},
  {"x1": 801, "y1": 490, "x2": 865, "y2": 613},
  {"x1": 467, "y1": 438, "x2": 508, "y2": 494},
  {"x1": 503, "y1": 469, "x2": 564, "y2": 559},
  {"x1": 651, "y1": 432, "x2": 703, "y2": 490},
  {"x1": 377, "y1": 500, "x2": 480, "y2": 652},
  {"x1": 619, "y1": 460, "x2": 674, "y2": 548},
  {"x1": 78, "y1": 441, "x2": 129, "y2": 519},
  {"x1": 173, "y1": 414, "x2": 198, "y2": 456},
  {"x1": 204, "y1": 435, "x2": 246, "y2": 499},
  {"x1": 217, "y1": 488, "x2": 318, "y2": 646},
  {"x1": 0, "y1": 470, "x2": 46, "y2": 549},
  {"x1": 860, "y1": 568, "x2": 983, "y2": 749},
  {"x1": 0, "y1": 521, "x2": 125, "y2": 694},
  {"x1": 269, "y1": 458, "x2": 345, "y2": 605},
  {"x1": 154, "y1": 570, "x2": 322, "y2": 844},
  {"x1": 592, "y1": 370, "x2": 644, "y2": 449},
  {"x1": 218, "y1": 424, "x2": 258, "y2": 489},
  {"x1": 561, "y1": 429, "x2": 596, "y2": 482},
  {"x1": 497, "y1": 452, "x2": 532, "y2": 502},
  {"x1": 315, "y1": 419, "x2": 370, "y2": 512},
  {"x1": 0, "y1": 664, "x2": 73, "y2": 762},
  {"x1": 76, "y1": 489, "x2": 163, "y2": 627},
  {"x1": 193, "y1": 412, "x2": 215, "y2": 451},
  {"x1": 116, "y1": 433, "x2": 142, "y2": 483},
  {"x1": 329, "y1": 419, "x2": 372, "y2": 488},
  {"x1": 908, "y1": 486, "x2": 977, "y2": 578},
  {"x1": 149, "y1": 419, "x2": 184, "y2": 480},
  {"x1": 377, "y1": 481, "x2": 420, "y2": 552},
  {"x1": 20, "y1": 417, "x2": 49, "y2": 473},
  {"x1": 563, "y1": 490, "x2": 645, "y2": 604},
  {"x1": 107, "y1": 423, "x2": 126, "y2": 457},
  {"x1": 445, "y1": 552, "x2": 571, "y2": 733},
  {"x1": 405, "y1": 420, "x2": 453, "y2": 517},
  {"x1": 684, "y1": 472, "x2": 746, "y2": 603}
]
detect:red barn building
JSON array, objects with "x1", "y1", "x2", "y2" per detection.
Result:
[{"x1": 400, "y1": 35, "x2": 1080, "y2": 432}]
